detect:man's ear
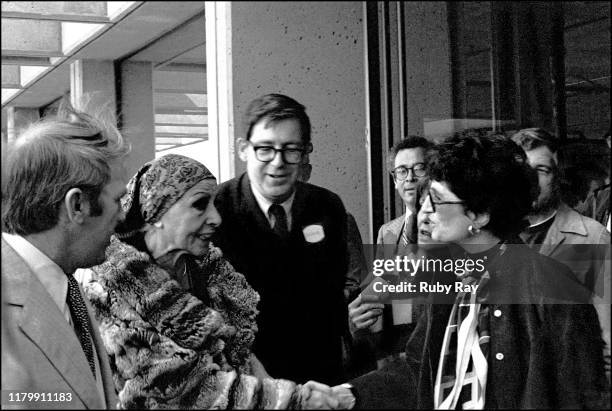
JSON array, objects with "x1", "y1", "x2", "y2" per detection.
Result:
[
  {"x1": 64, "y1": 188, "x2": 89, "y2": 224},
  {"x1": 466, "y1": 210, "x2": 490, "y2": 230},
  {"x1": 237, "y1": 138, "x2": 249, "y2": 162}
]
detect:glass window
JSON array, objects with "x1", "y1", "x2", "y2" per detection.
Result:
[
  {"x1": 153, "y1": 55, "x2": 213, "y2": 170},
  {"x1": 366, "y1": 1, "x2": 610, "y2": 228}
]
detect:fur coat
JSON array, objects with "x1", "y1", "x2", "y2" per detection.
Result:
[{"x1": 83, "y1": 237, "x2": 303, "y2": 409}]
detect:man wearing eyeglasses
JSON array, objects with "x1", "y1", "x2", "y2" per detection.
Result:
[
  {"x1": 348, "y1": 136, "x2": 433, "y2": 368},
  {"x1": 512, "y1": 128, "x2": 611, "y2": 383},
  {"x1": 213, "y1": 94, "x2": 349, "y2": 391}
]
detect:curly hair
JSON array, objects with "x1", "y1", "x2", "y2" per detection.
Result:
[{"x1": 426, "y1": 133, "x2": 538, "y2": 239}]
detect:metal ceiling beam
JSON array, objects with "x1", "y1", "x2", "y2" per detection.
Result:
[
  {"x1": 1, "y1": 19, "x2": 62, "y2": 56},
  {"x1": 1, "y1": 12, "x2": 109, "y2": 23},
  {"x1": 0, "y1": 56, "x2": 53, "y2": 66},
  {"x1": 1, "y1": 2, "x2": 107, "y2": 19},
  {"x1": 1, "y1": 65, "x2": 20, "y2": 88},
  {"x1": 154, "y1": 107, "x2": 207, "y2": 115}
]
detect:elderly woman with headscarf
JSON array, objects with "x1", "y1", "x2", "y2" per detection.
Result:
[
  {"x1": 345, "y1": 134, "x2": 609, "y2": 409},
  {"x1": 79, "y1": 154, "x2": 338, "y2": 409}
]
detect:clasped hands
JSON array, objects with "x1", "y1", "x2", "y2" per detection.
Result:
[{"x1": 299, "y1": 381, "x2": 355, "y2": 409}]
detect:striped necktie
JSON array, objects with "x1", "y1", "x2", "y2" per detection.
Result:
[
  {"x1": 401, "y1": 216, "x2": 411, "y2": 246},
  {"x1": 66, "y1": 274, "x2": 96, "y2": 378}
]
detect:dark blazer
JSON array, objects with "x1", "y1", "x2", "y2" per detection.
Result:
[
  {"x1": 1, "y1": 239, "x2": 117, "y2": 409},
  {"x1": 351, "y1": 241, "x2": 610, "y2": 409},
  {"x1": 344, "y1": 212, "x2": 369, "y2": 304},
  {"x1": 213, "y1": 173, "x2": 349, "y2": 385}
]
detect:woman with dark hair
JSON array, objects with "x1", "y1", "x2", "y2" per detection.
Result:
[{"x1": 346, "y1": 134, "x2": 609, "y2": 409}]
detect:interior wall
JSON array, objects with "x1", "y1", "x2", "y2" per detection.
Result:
[{"x1": 231, "y1": 2, "x2": 370, "y2": 240}]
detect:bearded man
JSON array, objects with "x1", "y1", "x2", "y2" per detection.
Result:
[{"x1": 512, "y1": 128, "x2": 610, "y2": 382}]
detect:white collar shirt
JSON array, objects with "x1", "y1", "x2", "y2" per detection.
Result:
[{"x1": 250, "y1": 182, "x2": 296, "y2": 231}]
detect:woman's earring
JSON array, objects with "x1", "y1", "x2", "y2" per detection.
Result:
[
  {"x1": 468, "y1": 225, "x2": 480, "y2": 236},
  {"x1": 154, "y1": 221, "x2": 163, "y2": 229}
]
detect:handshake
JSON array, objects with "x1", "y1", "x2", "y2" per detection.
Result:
[{"x1": 298, "y1": 381, "x2": 356, "y2": 410}]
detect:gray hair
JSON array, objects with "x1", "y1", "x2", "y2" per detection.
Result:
[{"x1": 2, "y1": 103, "x2": 130, "y2": 235}]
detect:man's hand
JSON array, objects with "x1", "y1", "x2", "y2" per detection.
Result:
[
  {"x1": 348, "y1": 294, "x2": 384, "y2": 331},
  {"x1": 331, "y1": 384, "x2": 356, "y2": 409},
  {"x1": 299, "y1": 380, "x2": 339, "y2": 409}
]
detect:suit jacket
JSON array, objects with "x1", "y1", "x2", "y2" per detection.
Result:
[
  {"x1": 351, "y1": 241, "x2": 610, "y2": 409},
  {"x1": 213, "y1": 173, "x2": 349, "y2": 385},
  {"x1": 364, "y1": 213, "x2": 418, "y2": 362},
  {"x1": 536, "y1": 202, "x2": 611, "y2": 383},
  {"x1": 577, "y1": 185, "x2": 610, "y2": 228},
  {"x1": 344, "y1": 212, "x2": 369, "y2": 304},
  {"x1": 1, "y1": 239, "x2": 117, "y2": 410},
  {"x1": 375, "y1": 212, "x2": 416, "y2": 247},
  {"x1": 538, "y1": 203, "x2": 609, "y2": 286}
]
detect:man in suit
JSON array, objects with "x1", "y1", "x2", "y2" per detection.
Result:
[
  {"x1": 1, "y1": 106, "x2": 129, "y2": 409},
  {"x1": 512, "y1": 127, "x2": 611, "y2": 382},
  {"x1": 348, "y1": 136, "x2": 433, "y2": 368},
  {"x1": 298, "y1": 154, "x2": 377, "y2": 379},
  {"x1": 213, "y1": 94, "x2": 349, "y2": 386}
]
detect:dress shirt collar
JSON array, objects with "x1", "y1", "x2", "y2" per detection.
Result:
[
  {"x1": 527, "y1": 210, "x2": 557, "y2": 229},
  {"x1": 250, "y1": 181, "x2": 295, "y2": 229},
  {"x1": 404, "y1": 207, "x2": 413, "y2": 221}
]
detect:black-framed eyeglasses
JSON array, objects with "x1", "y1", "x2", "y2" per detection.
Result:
[
  {"x1": 250, "y1": 142, "x2": 312, "y2": 164},
  {"x1": 425, "y1": 191, "x2": 465, "y2": 212},
  {"x1": 390, "y1": 163, "x2": 427, "y2": 181}
]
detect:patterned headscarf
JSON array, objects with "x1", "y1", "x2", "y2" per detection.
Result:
[{"x1": 116, "y1": 154, "x2": 216, "y2": 237}]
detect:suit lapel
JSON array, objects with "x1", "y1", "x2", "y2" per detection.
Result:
[
  {"x1": 382, "y1": 215, "x2": 405, "y2": 245},
  {"x1": 539, "y1": 205, "x2": 584, "y2": 257},
  {"x1": 539, "y1": 229, "x2": 565, "y2": 257},
  {"x1": 239, "y1": 173, "x2": 276, "y2": 234},
  {"x1": 2, "y1": 241, "x2": 103, "y2": 409},
  {"x1": 290, "y1": 182, "x2": 307, "y2": 236}
]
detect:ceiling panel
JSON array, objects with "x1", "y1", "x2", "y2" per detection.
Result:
[{"x1": 2, "y1": 1, "x2": 206, "y2": 108}]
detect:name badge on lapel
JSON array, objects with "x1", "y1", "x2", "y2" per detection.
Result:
[{"x1": 303, "y1": 224, "x2": 325, "y2": 243}]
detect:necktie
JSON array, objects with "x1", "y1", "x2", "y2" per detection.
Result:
[
  {"x1": 401, "y1": 222, "x2": 410, "y2": 246},
  {"x1": 66, "y1": 274, "x2": 96, "y2": 378},
  {"x1": 401, "y1": 213, "x2": 415, "y2": 246},
  {"x1": 269, "y1": 204, "x2": 289, "y2": 238}
]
